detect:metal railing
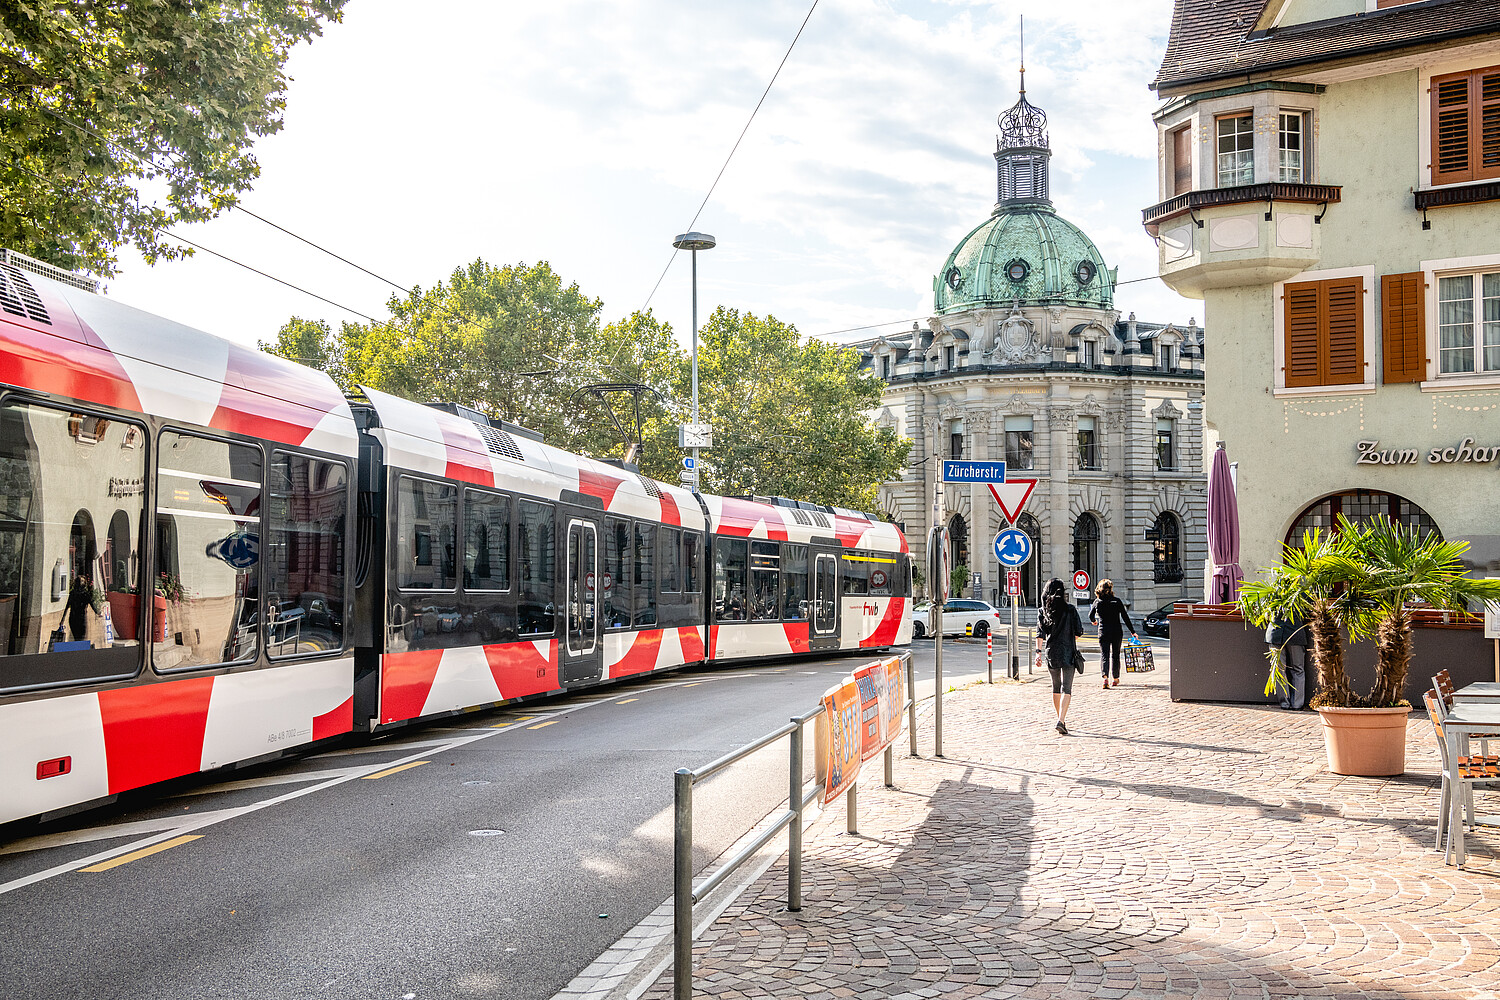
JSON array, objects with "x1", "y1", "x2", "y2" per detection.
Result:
[{"x1": 673, "y1": 650, "x2": 915, "y2": 999}]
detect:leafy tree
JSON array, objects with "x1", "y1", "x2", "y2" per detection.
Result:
[
  {"x1": 685, "y1": 307, "x2": 909, "y2": 511},
  {"x1": 1, "y1": 1, "x2": 346, "y2": 275}
]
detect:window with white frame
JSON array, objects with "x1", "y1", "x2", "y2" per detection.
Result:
[
  {"x1": 1437, "y1": 271, "x2": 1500, "y2": 376},
  {"x1": 1004, "y1": 415, "x2": 1034, "y2": 471},
  {"x1": 1156, "y1": 419, "x2": 1176, "y2": 471},
  {"x1": 1278, "y1": 112, "x2": 1307, "y2": 182},
  {"x1": 1216, "y1": 114, "x2": 1254, "y2": 186},
  {"x1": 1077, "y1": 416, "x2": 1098, "y2": 470}
]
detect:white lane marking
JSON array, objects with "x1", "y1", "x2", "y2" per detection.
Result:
[
  {"x1": 0, "y1": 730, "x2": 498, "y2": 897},
  {"x1": 0, "y1": 807, "x2": 250, "y2": 857},
  {"x1": 167, "y1": 766, "x2": 371, "y2": 798}
]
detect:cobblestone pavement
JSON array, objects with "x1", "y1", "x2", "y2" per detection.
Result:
[{"x1": 641, "y1": 651, "x2": 1500, "y2": 999}]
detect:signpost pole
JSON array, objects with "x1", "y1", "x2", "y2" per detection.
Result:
[{"x1": 1010, "y1": 593, "x2": 1020, "y2": 680}]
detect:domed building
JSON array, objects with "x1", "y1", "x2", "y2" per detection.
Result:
[{"x1": 858, "y1": 78, "x2": 1208, "y2": 617}]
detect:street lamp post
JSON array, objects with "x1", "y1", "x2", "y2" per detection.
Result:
[{"x1": 672, "y1": 232, "x2": 715, "y2": 489}]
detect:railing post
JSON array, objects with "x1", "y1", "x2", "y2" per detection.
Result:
[
  {"x1": 846, "y1": 782, "x2": 857, "y2": 835},
  {"x1": 788, "y1": 720, "x2": 804, "y2": 912},
  {"x1": 906, "y1": 651, "x2": 918, "y2": 758},
  {"x1": 884, "y1": 743, "x2": 893, "y2": 787},
  {"x1": 674, "y1": 767, "x2": 693, "y2": 1000}
]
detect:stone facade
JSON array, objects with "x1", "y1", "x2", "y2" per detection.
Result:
[{"x1": 859, "y1": 80, "x2": 1208, "y2": 613}]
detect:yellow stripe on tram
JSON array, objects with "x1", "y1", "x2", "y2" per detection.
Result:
[{"x1": 80, "y1": 835, "x2": 203, "y2": 873}]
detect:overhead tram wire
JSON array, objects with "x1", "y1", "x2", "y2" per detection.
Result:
[
  {"x1": 25, "y1": 98, "x2": 486, "y2": 328},
  {"x1": 638, "y1": 0, "x2": 821, "y2": 317},
  {"x1": 6, "y1": 157, "x2": 381, "y2": 323}
]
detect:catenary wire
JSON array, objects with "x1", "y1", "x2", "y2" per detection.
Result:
[{"x1": 637, "y1": 0, "x2": 821, "y2": 317}]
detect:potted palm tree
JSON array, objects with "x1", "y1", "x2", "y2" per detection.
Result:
[{"x1": 1240, "y1": 515, "x2": 1500, "y2": 776}]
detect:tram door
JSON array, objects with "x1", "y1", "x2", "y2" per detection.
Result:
[
  {"x1": 561, "y1": 516, "x2": 602, "y2": 685},
  {"x1": 809, "y1": 547, "x2": 840, "y2": 652}
]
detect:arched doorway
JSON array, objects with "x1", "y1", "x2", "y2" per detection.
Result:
[
  {"x1": 947, "y1": 513, "x2": 969, "y2": 596},
  {"x1": 1284, "y1": 490, "x2": 1441, "y2": 548},
  {"x1": 1152, "y1": 512, "x2": 1183, "y2": 583},
  {"x1": 1072, "y1": 513, "x2": 1100, "y2": 590},
  {"x1": 1017, "y1": 512, "x2": 1042, "y2": 606}
]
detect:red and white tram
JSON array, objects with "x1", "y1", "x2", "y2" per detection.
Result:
[{"x1": 0, "y1": 254, "x2": 911, "y2": 828}]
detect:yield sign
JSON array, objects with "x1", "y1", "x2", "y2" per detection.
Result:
[{"x1": 986, "y1": 479, "x2": 1037, "y2": 524}]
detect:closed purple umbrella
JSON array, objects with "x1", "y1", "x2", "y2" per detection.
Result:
[{"x1": 1207, "y1": 443, "x2": 1243, "y2": 604}]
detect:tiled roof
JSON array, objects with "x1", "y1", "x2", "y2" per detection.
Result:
[{"x1": 1154, "y1": 0, "x2": 1500, "y2": 93}]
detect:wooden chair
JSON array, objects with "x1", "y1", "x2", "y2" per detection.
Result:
[
  {"x1": 1423, "y1": 689, "x2": 1500, "y2": 858},
  {"x1": 1433, "y1": 669, "x2": 1498, "y2": 753}
]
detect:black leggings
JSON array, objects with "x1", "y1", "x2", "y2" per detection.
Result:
[
  {"x1": 1048, "y1": 666, "x2": 1074, "y2": 695},
  {"x1": 1100, "y1": 636, "x2": 1124, "y2": 679}
]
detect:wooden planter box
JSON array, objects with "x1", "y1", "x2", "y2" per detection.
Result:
[{"x1": 1168, "y1": 603, "x2": 1493, "y2": 705}]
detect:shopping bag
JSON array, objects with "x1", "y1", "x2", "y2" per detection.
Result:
[{"x1": 1124, "y1": 637, "x2": 1155, "y2": 673}]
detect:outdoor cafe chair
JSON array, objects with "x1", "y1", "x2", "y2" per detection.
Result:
[
  {"x1": 1422, "y1": 689, "x2": 1500, "y2": 857},
  {"x1": 1433, "y1": 669, "x2": 1499, "y2": 753}
]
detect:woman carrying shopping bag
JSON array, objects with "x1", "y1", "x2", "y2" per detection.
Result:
[
  {"x1": 1088, "y1": 579, "x2": 1137, "y2": 689},
  {"x1": 1036, "y1": 578, "x2": 1084, "y2": 735}
]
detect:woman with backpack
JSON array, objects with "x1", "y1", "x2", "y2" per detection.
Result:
[
  {"x1": 1088, "y1": 579, "x2": 1138, "y2": 689},
  {"x1": 1036, "y1": 577, "x2": 1084, "y2": 735}
]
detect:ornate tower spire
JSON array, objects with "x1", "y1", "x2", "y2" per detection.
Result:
[{"x1": 994, "y1": 17, "x2": 1052, "y2": 211}]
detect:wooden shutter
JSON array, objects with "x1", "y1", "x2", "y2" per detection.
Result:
[
  {"x1": 1433, "y1": 66, "x2": 1500, "y2": 184},
  {"x1": 1283, "y1": 276, "x2": 1365, "y2": 388},
  {"x1": 1172, "y1": 126, "x2": 1192, "y2": 195},
  {"x1": 1284, "y1": 283, "x2": 1323, "y2": 387},
  {"x1": 1325, "y1": 278, "x2": 1364, "y2": 385},
  {"x1": 1381, "y1": 272, "x2": 1427, "y2": 384},
  {"x1": 1434, "y1": 72, "x2": 1473, "y2": 183}
]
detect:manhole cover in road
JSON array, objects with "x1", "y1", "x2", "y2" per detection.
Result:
[
  {"x1": 462, "y1": 780, "x2": 491, "y2": 786},
  {"x1": 469, "y1": 829, "x2": 505, "y2": 837}
]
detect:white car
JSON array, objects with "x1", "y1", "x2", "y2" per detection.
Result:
[{"x1": 912, "y1": 599, "x2": 1004, "y2": 639}]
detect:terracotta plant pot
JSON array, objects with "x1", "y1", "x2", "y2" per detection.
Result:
[
  {"x1": 106, "y1": 591, "x2": 138, "y2": 640},
  {"x1": 1316, "y1": 705, "x2": 1411, "y2": 776}
]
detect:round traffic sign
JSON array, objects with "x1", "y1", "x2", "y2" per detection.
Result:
[
  {"x1": 1073, "y1": 569, "x2": 1090, "y2": 592},
  {"x1": 994, "y1": 527, "x2": 1032, "y2": 567}
]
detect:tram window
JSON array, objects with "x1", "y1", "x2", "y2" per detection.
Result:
[
  {"x1": 683, "y1": 531, "x2": 702, "y2": 593},
  {"x1": 603, "y1": 517, "x2": 630, "y2": 629},
  {"x1": 866, "y1": 554, "x2": 895, "y2": 596},
  {"x1": 0, "y1": 402, "x2": 145, "y2": 684},
  {"x1": 714, "y1": 537, "x2": 748, "y2": 622},
  {"x1": 779, "y1": 543, "x2": 808, "y2": 621},
  {"x1": 395, "y1": 477, "x2": 457, "y2": 591},
  {"x1": 517, "y1": 499, "x2": 555, "y2": 635},
  {"x1": 750, "y1": 541, "x2": 779, "y2": 621},
  {"x1": 463, "y1": 490, "x2": 510, "y2": 592},
  {"x1": 661, "y1": 527, "x2": 682, "y2": 594},
  {"x1": 841, "y1": 553, "x2": 870, "y2": 596},
  {"x1": 266, "y1": 452, "x2": 348, "y2": 658},
  {"x1": 155, "y1": 431, "x2": 262, "y2": 670},
  {"x1": 633, "y1": 522, "x2": 656, "y2": 626}
]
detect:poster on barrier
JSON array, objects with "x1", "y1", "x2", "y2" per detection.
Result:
[
  {"x1": 854, "y1": 662, "x2": 886, "y2": 762},
  {"x1": 882, "y1": 656, "x2": 904, "y2": 747},
  {"x1": 815, "y1": 677, "x2": 863, "y2": 804}
]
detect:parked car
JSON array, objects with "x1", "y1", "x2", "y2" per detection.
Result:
[
  {"x1": 913, "y1": 598, "x2": 1004, "y2": 639},
  {"x1": 1142, "y1": 601, "x2": 1177, "y2": 638}
]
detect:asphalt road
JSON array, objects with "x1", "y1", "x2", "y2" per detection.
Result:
[{"x1": 0, "y1": 635, "x2": 1159, "y2": 999}]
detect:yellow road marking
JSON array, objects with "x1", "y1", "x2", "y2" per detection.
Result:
[
  {"x1": 617, "y1": 698, "x2": 638, "y2": 704},
  {"x1": 528, "y1": 720, "x2": 559, "y2": 730},
  {"x1": 490, "y1": 721, "x2": 515, "y2": 728},
  {"x1": 514, "y1": 715, "x2": 539, "y2": 721},
  {"x1": 362, "y1": 761, "x2": 430, "y2": 780},
  {"x1": 683, "y1": 682, "x2": 702, "y2": 687},
  {"x1": 80, "y1": 835, "x2": 202, "y2": 873}
]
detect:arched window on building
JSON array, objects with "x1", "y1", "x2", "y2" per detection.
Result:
[
  {"x1": 1072, "y1": 513, "x2": 1100, "y2": 587},
  {"x1": 1017, "y1": 512, "x2": 1042, "y2": 607},
  {"x1": 948, "y1": 513, "x2": 969, "y2": 594},
  {"x1": 1285, "y1": 490, "x2": 1441, "y2": 548},
  {"x1": 1152, "y1": 512, "x2": 1183, "y2": 583}
]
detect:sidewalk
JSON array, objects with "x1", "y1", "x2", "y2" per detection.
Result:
[{"x1": 640, "y1": 649, "x2": 1500, "y2": 999}]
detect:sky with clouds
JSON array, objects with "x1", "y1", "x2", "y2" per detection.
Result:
[{"x1": 104, "y1": 0, "x2": 1195, "y2": 354}]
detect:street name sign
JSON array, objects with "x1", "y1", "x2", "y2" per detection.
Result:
[{"x1": 942, "y1": 460, "x2": 1006, "y2": 483}]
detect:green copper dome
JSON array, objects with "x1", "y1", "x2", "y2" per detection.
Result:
[{"x1": 934, "y1": 204, "x2": 1115, "y2": 314}]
